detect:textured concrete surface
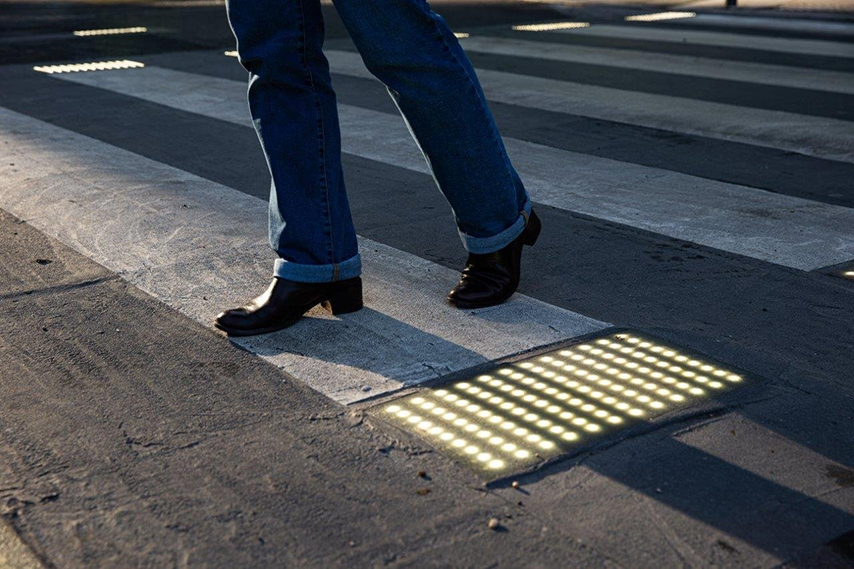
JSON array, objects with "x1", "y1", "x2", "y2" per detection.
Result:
[
  {"x1": 0, "y1": 209, "x2": 607, "y2": 567},
  {"x1": 54, "y1": 64, "x2": 854, "y2": 270},
  {"x1": 0, "y1": 107, "x2": 606, "y2": 404}
]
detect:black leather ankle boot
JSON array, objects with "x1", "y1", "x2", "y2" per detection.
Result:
[
  {"x1": 214, "y1": 277, "x2": 363, "y2": 336},
  {"x1": 447, "y1": 210, "x2": 541, "y2": 309}
]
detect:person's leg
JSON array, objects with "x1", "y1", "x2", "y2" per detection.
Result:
[
  {"x1": 226, "y1": 0, "x2": 359, "y2": 282},
  {"x1": 331, "y1": 0, "x2": 532, "y2": 255},
  {"x1": 216, "y1": 0, "x2": 363, "y2": 336}
]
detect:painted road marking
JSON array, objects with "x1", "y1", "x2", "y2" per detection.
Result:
[
  {"x1": 325, "y1": 49, "x2": 854, "y2": 164},
  {"x1": 0, "y1": 107, "x2": 606, "y2": 405},
  {"x1": 556, "y1": 24, "x2": 854, "y2": 59},
  {"x1": 53, "y1": 65, "x2": 854, "y2": 270},
  {"x1": 457, "y1": 34, "x2": 854, "y2": 95}
]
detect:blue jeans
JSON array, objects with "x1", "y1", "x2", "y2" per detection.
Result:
[{"x1": 226, "y1": 0, "x2": 532, "y2": 283}]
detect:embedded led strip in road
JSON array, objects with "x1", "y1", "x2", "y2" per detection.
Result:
[
  {"x1": 512, "y1": 22, "x2": 590, "y2": 32},
  {"x1": 73, "y1": 27, "x2": 148, "y2": 37},
  {"x1": 33, "y1": 60, "x2": 145, "y2": 74},
  {"x1": 373, "y1": 331, "x2": 745, "y2": 477},
  {"x1": 625, "y1": 12, "x2": 696, "y2": 22}
]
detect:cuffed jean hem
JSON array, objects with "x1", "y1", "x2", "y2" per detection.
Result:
[
  {"x1": 458, "y1": 199, "x2": 533, "y2": 254},
  {"x1": 273, "y1": 253, "x2": 362, "y2": 283}
]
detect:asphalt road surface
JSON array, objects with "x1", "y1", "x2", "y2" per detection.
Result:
[{"x1": 1, "y1": 0, "x2": 854, "y2": 566}]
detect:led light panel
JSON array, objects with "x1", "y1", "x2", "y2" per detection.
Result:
[
  {"x1": 73, "y1": 27, "x2": 147, "y2": 37},
  {"x1": 842, "y1": 269, "x2": 854, "y2": 280},
  {"x1": 625, "y1": 11, "x2": 696, "y2": 22},
  {"x1": 371, "y1": 331, "x2": 746, "y2": 478},
  {"x1": 33, "y1": 60, "x2": 144, "y2": 74},
  {"x1": 512, "y1": 22, "x2": 590, "y2": 32}
]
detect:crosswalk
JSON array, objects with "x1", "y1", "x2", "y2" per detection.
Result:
[{"x1": 2, "y1": 14, "x2": 853, "y2": 405}]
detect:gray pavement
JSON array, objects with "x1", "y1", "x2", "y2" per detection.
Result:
[{"x1": 1, "y1": 0, "x2": 853, "y2": 567}]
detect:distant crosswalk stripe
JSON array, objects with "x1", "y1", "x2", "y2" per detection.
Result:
[
  {"x1": 554, "y1": 24, "x2": 854, "y2": 59},
  {"x1": 0, "y1": 107, "x2": 606, "y2": 405},
  {"x1": 52, "y1": 66, "x2": 854, "y2": 270},
  {"x1": 322, "y1": 49, "x2": 854, "y2": 163},
  {"x1": 665, "y1": 13, "x2": 854, "y2": 37},
  {"x1": 458, "y1": 35, "x2": 854, "y2": 95}
]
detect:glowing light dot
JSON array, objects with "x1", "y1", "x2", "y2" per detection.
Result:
[
  {"x1": 607, "y1": 416, "x2": 622, "y2": 424},
  {"x1": 689, "y1": 388, "x2": 704, "y2": 396},
  {"x1": 581, "y1": 404, "x2": 596, "y2": 412},
  {"x1": 562, "y1": 432, "x2": 579, "y2": 441},
  {"x1": 572, "y1": 418, "x2": 587, "y2": 426},
  {"x1": 502, "y1": 443, "x2": 517, "y2": 451},
  {"x1": 417, "y1": 421, "x2": 433, "y2": 429},
  {"x1": 464, "y1": 446, "x2": 478, "y2": 455},
  {"x1": 487, "y1": 459, "x2": 505, "y2": 469},
  {"x1": 477, "y1": 453, "x2": 492, "y2": 462},
  {"x1": 515, "y1": 450, "x2": 530, "y2": 459},
  {"x1": 386, "y1": 405, "x2": 401, "y2": 414},
  {"x1": 670, "y1": 394, "x2": 685, "y2": 402},
  {"x1": 519, "y1": 362, "x2": 533, "y2": 369},
  {"x1": 727, "y1": 374, "x2": 742, "y2": 382},
  {"x1": 650, "y1": 401, "x2": 664, "y2": 409},
  {"x1": 489, "y1": 437, "x2": 503, "y2": 445},
  {"x1": 452, "y1": 440, "x2": 466, "y2": 448},
  {"x1": 539, "y1": 441, "x2": 555, "y2": 450},
  {"x1": 440, "y1": 433, "x2": 454, "y2": 441},
  {"x1": 549, "y1": 425, "x2": 565, "y2": 434},
  {"x1": 709, "y1": 381, "x2": 724, "y2": 389},
  {"x1": 429, "y1": 426, "x2": 443, "y2": 435},
  {"x1": 584, "y1": 424, "x2": 601, "y2": 432},
  {"x1": 398, "y1": 410, "x2": 412, "y2": 418},
  {"x1": 526, "y1": 434, "x2": 542, "y2": 442},
  {"x1": 476, "y1": 430, "x2": 491, "y2": 439},
  {"x1": 629, "y1": 408, "x2": 644, "y2": 416}
]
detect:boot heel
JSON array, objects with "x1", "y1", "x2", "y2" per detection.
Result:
[
  {"x1": 523, "y1": 211, "x2": 541, "y2": 246},
  {"x1": 322, "y1": 278, "x2": 363, "y2": 315}
]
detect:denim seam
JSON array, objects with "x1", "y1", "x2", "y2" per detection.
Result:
[
  {"x1": 425, "y1": 12, "x2": 516, "y2": 194},
  {"x1": 296, "y1": 0, "x2": 334, "y2": 266}
]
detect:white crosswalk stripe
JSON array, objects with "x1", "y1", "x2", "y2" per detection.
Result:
[
  {"x1": 555, "y1": 24, "x2": 854, "y2": 58},
  {"x1": 325, "y1": 49, "x2": 854, "y2": 163},
  {"x1": 54, "y1": 64, "x2": 854, "y2": 270},
  {"x1": 663, "y1": 13, "x2": 854, "y2": 37},
  {"x1": 0, "y1": 107, "x2": 607, "y2": 405},
  {"x1": 458, "y1": 34, "x2": 854, "y2": 94}
]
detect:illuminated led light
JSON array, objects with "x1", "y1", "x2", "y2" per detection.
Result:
[
  {"x1": 374, "y1": 333, "x2": 746, "y2": 477},
  {"x1": 34, "y1": 60, "x2": 145, "y2": 74},
  {"x1": 73, "y1": 27, "x2": 147, "y2": 37},
  {"x1": 454, "y1": 32, "x2": 470, "y2": 39}
]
